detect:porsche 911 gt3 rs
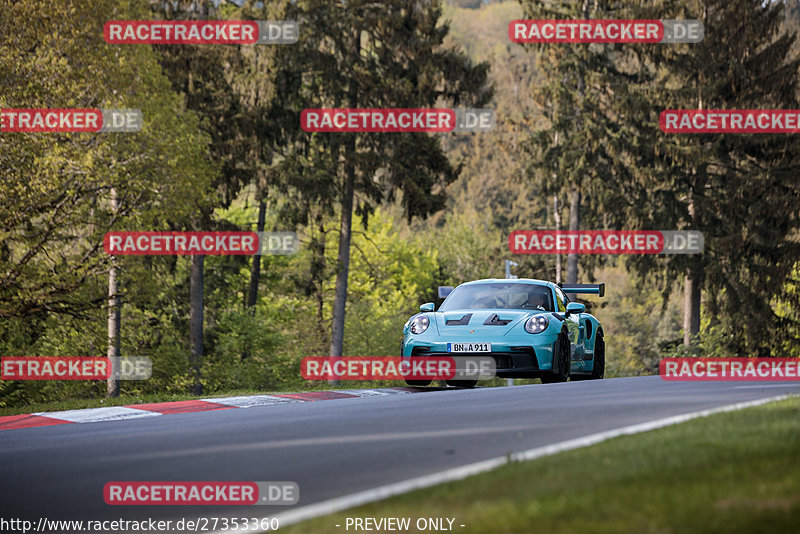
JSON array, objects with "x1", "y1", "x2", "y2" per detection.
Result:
[{"x1": 401, "y1": 278, "x2": 605, "y2": 388}]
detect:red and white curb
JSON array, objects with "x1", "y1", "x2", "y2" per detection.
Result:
[{"x1": 0, "y1": 387, "x2": 427, "y2": 432}]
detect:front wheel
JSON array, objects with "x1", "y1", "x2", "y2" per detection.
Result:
[
  {"x1": 541, "y1": 332, "x2": 570, "y2": 383},
  {"x1": 405, "y1": 379, "x2": 432, "y2": 387}
]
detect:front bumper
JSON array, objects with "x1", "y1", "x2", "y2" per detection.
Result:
[{"x1": 402, "y1": 335, "x2": 558, "y2": 377}]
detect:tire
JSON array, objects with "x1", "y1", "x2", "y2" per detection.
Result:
[
  {"x1": 590, "y1": 331, "x2": 605, "y2": 380},
  {"x1": 541, "y1": 331, "x2": 570, "y2": 383},
  {"x1": 446, "y1": 380, "x2": 477, "y2": 388},
  {"x1": 405, "y1": 379, "x2": 432, "y2": 387}
]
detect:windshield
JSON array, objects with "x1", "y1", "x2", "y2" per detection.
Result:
[{"x1": 439, "y1": 283, "x2": 554, "y2": 312}]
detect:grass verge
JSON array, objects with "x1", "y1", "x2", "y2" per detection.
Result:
[{"x1": 282, "y1": 396, "x2": 800, "y2": 534}]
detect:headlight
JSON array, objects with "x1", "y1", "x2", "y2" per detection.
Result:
[
  {"x1": 409, "y1": 315, "x2": 430, "y2": 335},
  {"x1": 524, "y1": 315, "x2": 549, "y2": 334}
]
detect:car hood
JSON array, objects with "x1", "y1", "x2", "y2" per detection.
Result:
[{"x1": 432, "y1": 309, "x2": 535, "y2": 336}]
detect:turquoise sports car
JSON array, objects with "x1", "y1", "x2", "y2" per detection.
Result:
[{"x1": 401, "y1": 278, "x2": 605, "y2": 388}]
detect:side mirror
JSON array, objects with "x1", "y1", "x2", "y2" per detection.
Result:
[
  {"x1": 565, "y1": 302, "x2": 585, "y2": 316},
  {"x1": 419, "y1": 302, "x2": 435, "y2": 312}
]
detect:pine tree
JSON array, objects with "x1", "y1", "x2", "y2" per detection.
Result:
[
  {"x1": 518, "y1": 0, "x2": 629, "y2": 288},
  {"x1": 608, "y1": 0, "x2": 800, "y2": 355},
  {"x1": 291, "y1": 0, "x2": 492, "y2": 359}
]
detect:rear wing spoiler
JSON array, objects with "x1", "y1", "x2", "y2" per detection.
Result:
[{"x1": 558, "y1": 283, "x2": 605, "y2": 298}]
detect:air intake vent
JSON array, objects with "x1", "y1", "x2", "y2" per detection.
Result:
[
  {"x1": 483, "y1": 313, "x2": 511, "y2": 326},
  {"x1": 446, "y1": 313, "x2": 472, "y2": 326}
]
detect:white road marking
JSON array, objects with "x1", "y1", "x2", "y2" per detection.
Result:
[
  {"x1": 733, "y1": 385, "x2": 799, "y2": 389},
  {"x1": 209, "y1": 395, "x2": 294, "y2": 408},
  {"x1": 37, "y1": 406, "x2": 160, "y2": 423},
  {"x1": 11, "y1": 388, "x2": 418, "y2": 429},
  {"x1": 220, "y1": 393, "x2": 794, "y2": 533},
  {"x1": 337, "y1": 389, "x2": 413, "y2": 397}
]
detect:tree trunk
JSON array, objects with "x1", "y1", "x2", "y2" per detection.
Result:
[
  {"x1": 246, "y1": 199, "x2": 267, "y2": 310},
  {"x1": 683, "y1": 263, "x2": 702, "y2": 346},
  {"x1": 566, "y1": 184, "x2": 580, "y2": 285},
  {"x1": 567, "y1": 3, "x2": 585, "y2": 287},
  {"x1": 312, "y1": 210, "x2": 327, "y2": 351},
  {"x1": 328, "y1": 28, "x2": 360, "y2": 380},
  {"x1": 106, "y1": 264, "x2": 121, "y2": 397},
  {"x1": 683, "y1": 88, "x2": 703, "y2": 347},
  {"x1": 563, "y1": 0, "x2": 590, "y2": 290},
  {"x1": 189, "y1": 254, "x2": 204, "y2": 395},
  {"x1": 553, "y1": 194, "x2": 561, "y2": 284},
  {"x1": 241, "y1": 200, "x2": 267, "y2": 362},
  {"x1": 329, "y1": 147, "x2": 355, "y2": 364},
  {"x1": 106, "y1": 188, "x2": 121, "y2": 398}
]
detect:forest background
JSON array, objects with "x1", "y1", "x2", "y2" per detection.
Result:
[{"x1": 2, "y1": 0, "x2": 799, "y2": 406}]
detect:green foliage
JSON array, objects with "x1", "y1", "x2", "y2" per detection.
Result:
[
  {"x1": 424, "y1": 206, "x2": 506, "y2": 284},
  {"x1": 0, "y1": 0, "x2": 216, "y2": 404},
  {"x1": 4, "y1": 0, "x2": 800, "y2": 411},
  {"x1": 775, "y1": 263, "x2": 800, "y2": 358},
  {"x1": 202, "y1": 308, "x2": 281, "y2": 392},
  {"x1": 345, "y1": 209, "x2": 440, "y2": 357},
  {"x1": 592, "y1": 262, "x2": 682, "y2": 377},
  {"x1": 618, "y1": 0, "x2": 800, "y2": 356},
  {"x1": 0, "y1": 0, "x2": 215, "y2": 318}
]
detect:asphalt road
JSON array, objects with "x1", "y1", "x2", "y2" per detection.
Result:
[{"x1": 1, "y1": 376, "x2": 798, "y2": 529}]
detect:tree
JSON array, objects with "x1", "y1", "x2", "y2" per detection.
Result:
[
  {"x1": 151, "y1": 0, "x2": 264, "y2": 393},
  {"x1": 518, "y1": 0, "x2": 625, "y2": 288},
  {"x1": 225, "y1": 0, "x2": 300, "y2": 317},
  {"x1": 0, "y1": 0, "x2": 213, "y2": 318},
  {"x1": 292, "y1": 0, "x2": 492, "y2": 360},
  {"x1": 0, "y1": 0, "x2": 217, "y2": 398},
  {"x1": 608, "y1": 0, "x2": 800, "y2": 354}
]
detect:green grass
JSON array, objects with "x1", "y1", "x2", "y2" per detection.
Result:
[{"x1": 282, "y1": 397, "x2": 800, "y2": 534}]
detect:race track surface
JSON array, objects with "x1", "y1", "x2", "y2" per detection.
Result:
[{"x1": 1, "y1": 377, "x2": 798, "y2": 527}]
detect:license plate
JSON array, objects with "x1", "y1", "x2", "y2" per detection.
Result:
[{"x1": 447, "y1": 342, "x2": 491, "y2": 353}]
